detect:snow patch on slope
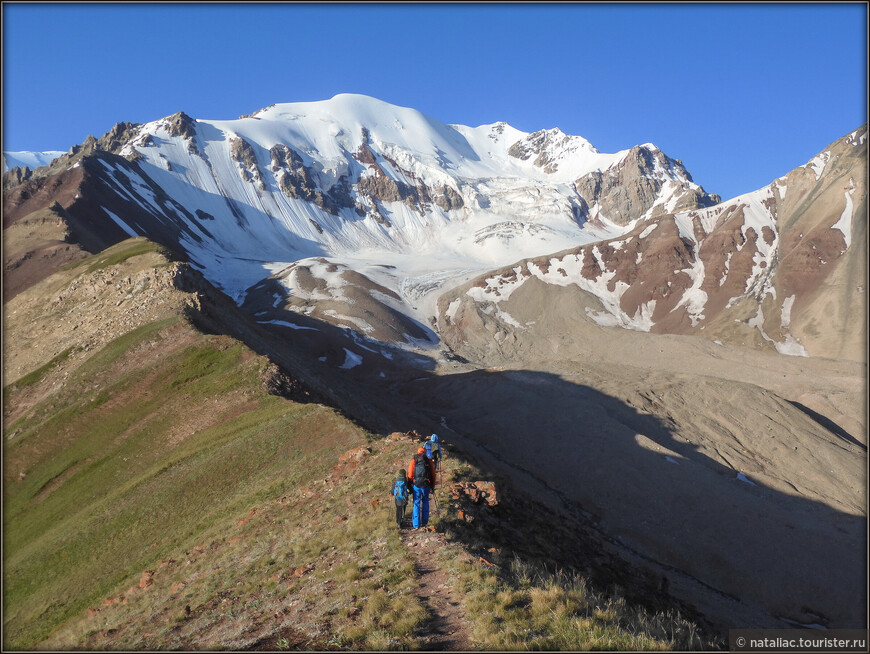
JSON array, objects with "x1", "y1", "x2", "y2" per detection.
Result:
[{"x1": 831, "y1": 179, "x2": 855, "y2": 250}]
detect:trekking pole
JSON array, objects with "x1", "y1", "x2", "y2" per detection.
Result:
[{"x1": 431, "y1": 488, "x2": 440, "y2": 517}]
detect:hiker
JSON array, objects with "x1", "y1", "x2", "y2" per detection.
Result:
[
  {"x1": 427, "y1": 433, "x2": 442, "y2": 468},
  {"x1": 407, "y1": 445, "x2": 436, "y2": 529},
  {"x1": 392, "y1": 468, "x2": 409, "y2": 528},
  {"x1": 425, "y1": 433, "x2": 443, "y2": 486}
]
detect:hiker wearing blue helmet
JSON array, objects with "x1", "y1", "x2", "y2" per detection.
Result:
[
  {"x1": 426, "y1": 434, "x2": 442, "y2": 473},
  {"x1": 407, "y1": 446, "x2": 436, "y2": 529}
]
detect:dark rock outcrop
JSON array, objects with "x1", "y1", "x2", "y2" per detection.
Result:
[
  {"x1": 435, "y1": 184, "x2": 465, "y2": 211},
  {"x1": 575, "y1": 145, "x2": 720, "y2": 226},
  {"x1": 229, "y1": 137, "x2": 266, "y2": 190},
  {"x1": 269, "y1": 144, "x2": 353, "y2": 215}
]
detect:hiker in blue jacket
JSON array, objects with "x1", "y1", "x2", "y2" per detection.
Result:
[
  {"x1": 391, "y1": 469, "x2": 409, "y2": 528},
  {"x1": 424, "y1": 434, "x2": 443, "y2": 487},
  {"x1": 428, "y1": 433, "x2": 442, "y2": 467},
  {"x1": 407, "y1": 446, "x2": 436, "y2": 529}
]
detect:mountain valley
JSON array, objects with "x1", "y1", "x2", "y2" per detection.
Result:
[{"x1": 3, "y1": 95, "x2": 866, "y2": 646}]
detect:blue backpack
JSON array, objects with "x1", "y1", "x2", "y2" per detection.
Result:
[{"x1": 393, "y1": 478, "x2": 409, "y2": 504}]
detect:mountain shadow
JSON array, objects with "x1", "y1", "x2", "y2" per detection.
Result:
[{"x1": 373, "y1": 367, "x2": 867, "y2": 636}]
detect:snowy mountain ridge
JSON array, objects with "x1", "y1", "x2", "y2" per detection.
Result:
[
  {"x1": 82, "y1": 94, "x2": 719, "y2": 316},
  {"x1": 2, "y1": 150, "x2": 65, "y2": 173},
  {"x1": 3, "y1": 95, "x2": 863, "y2": 361}
]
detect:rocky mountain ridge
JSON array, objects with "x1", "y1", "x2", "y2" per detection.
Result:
[
  {"x1": 3, "y1": 95, "x2": 719, "y2": 313},
  {"x1": 3, "y1": 97, "x2": 862, "y2": 366},
  {"x1": 437, "y1": 126, "x2": 867, "y2": 362},
  {"x1": 3, "y1": 96, "x2": 866, "y2": 636}
]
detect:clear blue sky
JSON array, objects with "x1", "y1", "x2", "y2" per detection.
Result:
[{"x1": 3, "y1": 2, "x2": 867, "y2": 201}]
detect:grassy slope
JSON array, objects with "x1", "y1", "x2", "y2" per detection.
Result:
[{"x1": 3, "y1": 240, "x2": 712, "y2": 651}]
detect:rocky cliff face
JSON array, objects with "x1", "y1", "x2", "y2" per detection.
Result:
[
  {"x1": 437, "y1": 126, "x2": 867, "y2": 362},
  {"x1": 574, "y1": 145, "x2": 721, "y2": 226},
  {"x1": 2, "y1": 100, "x2": 863, "y2": 366}
]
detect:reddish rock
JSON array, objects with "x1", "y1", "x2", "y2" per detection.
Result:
[
  {"x1": 139, "y1": 570, "x2": 154, "y2": 589},
  {"x1": 450, "y1": 481, "x2": 498, "y2": 506},
  {"x1": 237, "y1": 508, "x2": 257, "y2": 526},
  {"x1": 331, "y1": 445, "x2": 372, "y2": 478}
]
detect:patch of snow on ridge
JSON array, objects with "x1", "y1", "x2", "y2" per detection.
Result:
[
  {"x1": 775, "y1": 335, "x2": 809, "y2": 358},
  {"x1": 846, "y1": 128, "x2": 867, "y2": 146},
  {"x1": 444, "y1": 299, "x2": 461, "y2": 324},
  {"x1": 338, "y1": 348, "x2": 363, "y2": 369},
  {"x1": 831, "y1": 179, "x2": 855, "y2": 249},
  {"x1": 776, "y1": 295, "x2": 809, "y2": 357},
  {"x1": 807, "y1": 151, "x2": 830, "y2": 180},
  {"x1": 515, "y1": 251, "x2": 657, "y2": 332},
  {"x1": 102, "y1": 207, "x2": 138, "y2": 238},
  {"x1": 257, "y1": 319, "x2": 318, "y2": 331},
  {"x1": 748, "y1": 305, "x2": 774, "y2": 343},
  {"x1": 466, "y1": 265, "x2": 529, "y2": 304},
  {"x1": 495, "y1": 307, "x2": 524, "y2": 328},
  {"x1": 781, "y1": 295, "x2": 796, "y2": 329},
  {"x1": 323, "y1": 310, "x2": 374, "y2": 333},
  {"x1": 639, "y1": 223, "x2": 658, "y2": 239},
  {"x1": 674, "y1": 255, "x2": 707, "y2": 327}
]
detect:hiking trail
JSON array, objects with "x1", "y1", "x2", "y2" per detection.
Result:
[{"x1": 401, "y1": 526, "x2": 473, "y2": 651}]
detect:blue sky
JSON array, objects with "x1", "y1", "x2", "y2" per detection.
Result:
[{"x1": 2, "y1": 2, "x2": 866, "y2": 201}]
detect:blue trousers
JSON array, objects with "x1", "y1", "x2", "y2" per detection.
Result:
[{"x1": 412, "y1": 485, "x2": 430, "y2": 528}]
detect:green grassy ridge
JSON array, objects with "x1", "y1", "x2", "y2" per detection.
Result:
[
  {"x1": 2, "y1": 316, "x2": 372, "y2": 650},
  {"x1": 30, "y1": 434, "x2": 433, "y2": 650},
  {"x1": 56, "y1": 236, "x2": 171, "y2": 275},
  {"x1": 3, "y1": 346, "x2": 81, "y2": 393},
  {"x1": 3, "y1": 306, "x2": 712, "y2": 650},
  {"x1": 2, "y1": 237, "x2": 714, "y2": 650}
]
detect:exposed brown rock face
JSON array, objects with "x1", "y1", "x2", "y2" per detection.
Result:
[
  {"x1": 159, "y1": 112, "x2": 203, "y2": 157},
  {"x1": 353, "y1": 145, "x2": 464, "y2": 215},
  {"x1": 2, "y1": 166, "x2": 33, "y2": 190},
  {"x1": 434, "y1": 184, "x2": 465, "y2": 211},
  {"x1": 2, "y1": 200, "x2": 89, "y2": 302},
  {"x1": 508, "y1": 128, "x2": 574, "y2": 174},
  {"x1": 330, "y1": 445, "x2": 372, "y2": 479},
  {"x1": 270, "y1": 144, "x2": 335, "y2": 213},
  {"x1": 98, "y1": 121, "x2": 141, "y2": 153},
  {"x1": 164, "y1": 112, "x2": 196, "y2": 140},
  {"x1": 229, "y1": 137, "x2": 266, "y2": 190},
  {"x1": 357, "y1": 173, "x2": 403, "y2": 203},
  {"x1": 352, "y1": 141, "x2": 379, "y2": 169},
  {"x1": 575, "y1": 145, "x2": 720, "y2": 226},
  {"x1": 439, "y1": 126, "x2": 865, "y2": 362},
  {"x1": 3, "y1": 122, "x2": 144, "y2": 193},
  {"x1": 449, "y1": 481, "x2": 498, "y2": 506},
  {"x1": 267, "y1": 144, "x2": 355, "y2": 215}
]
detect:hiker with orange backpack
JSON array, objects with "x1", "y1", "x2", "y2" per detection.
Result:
[{"x1": 407, "y1": 445, "x2": 436, "y2": 529}]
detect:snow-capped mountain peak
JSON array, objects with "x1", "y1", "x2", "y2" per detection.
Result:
[{"x1": 4, "y1": 94, "x2": 737, "y2": 353}]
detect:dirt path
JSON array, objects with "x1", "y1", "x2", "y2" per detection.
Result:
[{"x1": 402, "y1": 527, "x2": 473, "y2": 651}]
